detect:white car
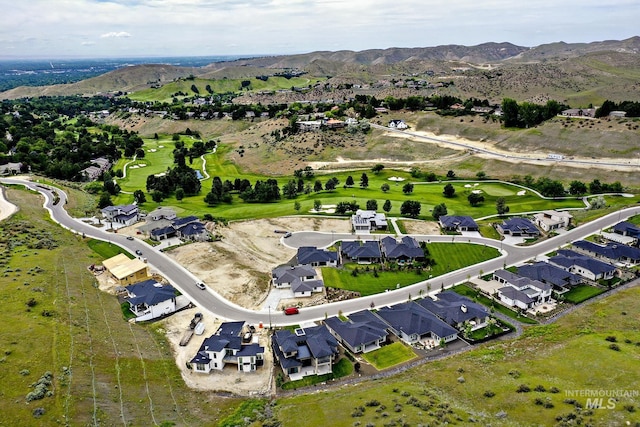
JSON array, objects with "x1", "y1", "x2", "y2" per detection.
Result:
[{"x1": 196, "y1": 282, "x2": 206, "y2": 290}]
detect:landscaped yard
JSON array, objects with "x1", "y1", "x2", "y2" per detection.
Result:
[
  {"x1": 280, "y1": 358, "x2": 353, "y2": 390},
  {"x1": 563, "y1": 284, "x2": 605, "y2": 304},
  {"x1": 362, "y1": 342, "x2": 417, "y2": 370},
  {"x1": 322, "y1": 243, "x2": 500, "y2": 296},
  {"x1": 452, "y1": 283, "x2": 538, "y2": 324}
]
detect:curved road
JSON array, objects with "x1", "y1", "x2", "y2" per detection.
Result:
[
  {"x1": 2, "y1": 177, "x2": 639, "y2": 327},
  {"x1": 372, "y1": 123, "x2": 640, "y2": 170}
]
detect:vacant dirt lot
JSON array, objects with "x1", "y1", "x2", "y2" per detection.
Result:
[{"x1": 165, "y1": 217, "x2": 351, "y2": 309}]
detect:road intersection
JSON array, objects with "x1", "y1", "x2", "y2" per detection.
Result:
[{"x1": 3, "y1": 177, "x2": 639, "y2": 327}]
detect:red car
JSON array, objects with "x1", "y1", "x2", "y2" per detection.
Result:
[{"x1": 284, "y1": 307, "x2": 299, "y2": 315}]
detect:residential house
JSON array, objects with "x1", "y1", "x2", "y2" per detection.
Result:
[
  {"x1": 560, "y1": 108, "x2": 596, "y2": 118},
  {"x1": 388, "y1": 119, "x2": 408, "y2": 129},
  {"x1": 324, "y1": 311, "x2": 388, "y2": 354},
  {"x1": 325, "y1": 118, "x2": 345, "y2": 129},
  {"x1": 351, "y1": 210, "x2": 387, "y2": 233},
  {"x1": 190, "y1": 321, "x2": 264, "y2": 374},
  {"x1": 150, "y1": 225, "x2": 177, "y2": 241},
  {"x1": 125, "y1": 279, "x2": 177, "y2": 321},
  {"x1": 497, "y1": 217, "x2": 540, "y2": 237},
  {"x1": 380, "y1": 236, "x2": 424, "y2": 263},
  {"x1": 296, "y1": 246, "x2": 339, "y2": 267},
  {"x1": 533, "y1": 210, "x2": 573, "y2": 232},
  {"x1": 297, "y1": 120, "x2": 322, "y2": 131},
  {"x1": 272, "y1": 325, "x2": 339, "y2": 380},
  {"x1": 613, "y1": 221, "x2": 640, "y2": 244},
  {"x1": 493, "y1": 269, "x2": 553, "y2": 310},
  {"x1": 272, "y1": 265, "x2": 324, "y2": 297},
  {"x1": 439, "y1": 215, "x2": 479, "y2": 232},
  {"x1": 375, "y1": 301, "x2": 458, "y2": 345},
  {"x1": 101, "y1": 204, "x2": 140, "y2": 226},
  {"x1": 517, "y1": 261, "x2": 582, "y2": 293},
  {"x1": 341, "y1": 240, "x2": 382, "y2": 264},
  {"x1": 178, "y1": 222, "x2": 210, "y2": 242},
  {"x1": 148, "y1": 207, "x2": 177, "y2": 221},
  {"x1": 102, "y1": 253, "x2": 150, "y2": 286},
  {"x1": 572, "y1": 240, "x2": 640, "y2": 265},
  {"x1": 416, "y1": 291, "x2": 489, "y2": 331},
  {"x1": 81, "y1": 157, "x2": 112, "y2": 181},
  {"x1": 548, "y1": 250, "x2": 616, "y2": 281},
  {"x1": 0, "y1": 162, "x2": 24, "y2": 176}
]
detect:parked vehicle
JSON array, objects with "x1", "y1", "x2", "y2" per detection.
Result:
[
  {"x1": 284, "y1": 307, "x2": 299, "y2": 315},
  {"x1": 196, "y1": 282, "x2": 206, "y2": 290},
  {"x1": 126, "y1": 236, "x2": 134, "y2": 241},
  {"x1": 135, "y1": 249, "x2": 143, "y2": 255},
  {"x1": 284, "y1": 232, "x2": 292, "y2": 238}
]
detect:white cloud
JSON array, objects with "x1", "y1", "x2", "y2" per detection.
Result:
[
  {"x1": 0, "y1": 0, "x2": 637, "y2": 57},
  {"x1": 81, "y1": 41, "x2": 96, "y2": 46},
  {"x1": 100, "y1": 31, "x2": 132, "y2": 38}
]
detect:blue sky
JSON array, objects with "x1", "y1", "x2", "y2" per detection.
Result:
[{"x1": 0, "y1": 0, "x2": 638, "y2": 58}]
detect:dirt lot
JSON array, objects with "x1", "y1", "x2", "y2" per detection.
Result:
[
  {"x1": 165, "y1": 217, "x2": 352, "y2": 309},
  {"x1": 399, "y1": 219, "x2": 441, "y2": 235}
]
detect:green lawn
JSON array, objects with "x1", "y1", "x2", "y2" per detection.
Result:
[
  {"x1": 110, "y1": 140, "x2": 591, "y2": 221},
  {"x1": 563, "y1": 284, "x2": 605, "y2": 304},
  {"x1": 86, "y1": 239, "x2": 133, "y2": 259},
  {"x1": 280, "y1": 358, "x2": 353, "y2": 390},
  {"x1": 452, "y1": 284, "x2": 538, "y2": 324},
  {"x1": 362, "y1": 342, "x2": 417, "y2": 370},
  {"x1": 322, "y1": 243, "x2": 500, "y2": 296}
]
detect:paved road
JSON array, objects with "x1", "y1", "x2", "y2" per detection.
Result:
[
  {"x1": 371, "y1": 123, "x2": 640, "y2": 170},
  {"x1": 3, "y1": 177, "x2": 639, "y2": 327}
]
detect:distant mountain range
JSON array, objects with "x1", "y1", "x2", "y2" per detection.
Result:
[{"x1": 1, "y1": 37, "x2": 639, "y2": 105}]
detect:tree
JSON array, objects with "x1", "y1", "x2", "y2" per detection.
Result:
[
  {"x1": 313, "y1": 199, "x2": 322, "y2": 212},
  {"x1": 314, "y1": 180, "x2": 323, "y2": 192},
  {"x1": 366, "y1": 199, "x2": 378, "y2": 211},
  {"x1": 589, "y1": 179, "x2": 603, "y2": 194},
  {"x1": 496, "y1": 197, "x2": 510, "y2": 216},
  {"x1": 325, "y1": 177, "x2": 339, "y2": 191},
  {"x1": 443, "y1": 183, "x2": 456, "y2": 198},
  {"x1": 400, "y1": 200, "x2": 421, "y2": 218},
  {"x1": 476, "y1": 171, "x2": 487, "y2": 180},
  {"x1": 133, "y1": 189, "x2": 146, "y2": 204},
  {"x1": 569, "y1": 180, "x2": 587, "y2": 195},
  {"x1": 381, "y1": 183, "x2": 390, "y2": 193},
  {"x1": 294, "y1": 201, "x2": 301, "y2": 212},
  {"x1": 432, "y1": 203, "x2": 447, "y2": 220},
  {"x1": 151, "y1": 190, "x2": 164, "y2": 203},
  {"x1": 468, "y1": 192, "x2": 485, "y2": 206},
  {"x1": 282, "y1": 179, "x2": 298, "y2": 199},
  {"x1": 502, "y1": 98, "x2": 520, "y2": 127},
  {"x1": 345, "y1": 175, "x2": 354, "y2": 187},
  {"x1": 402, "y1": 182, "x2": 414, "y2": 194},
  {"x1": 97, "y1": 192, "x2": 112, "y2": 209},
  {"x1": 446, "y1": 170, "x2": 456, "y2": 179},
  {"x1": 383, "y1": 199, "x2": 392, "y2": 213},
  {"x1": 371, "y1": 164, "x2": 385, "y2": 174},
  {"x1": 175, "y1": 187, "x2": 185, "y2": 201},
  {"x1": 360, "y1": 173, "x2": 369, "y2": 188}
]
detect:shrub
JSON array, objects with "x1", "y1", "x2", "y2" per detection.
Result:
[
  {"x1": 483, "y1": 390, "x2": 496, "y2": 398},
  {"x1": 19, "y1": 369, "x2": 30, "y2": 376},
  {"x1": 624, "y1": 404, "x2": 635, "y2": 413},
  {"x1": 516, "y1": 384, "x2": 531, "y2": 393},
  {"x1": 534, "y1": 385, "x2": 546, "y2": 392},
  {"x1": 351, "y1": 406, "x2": 365, "y2": 417},
  {"x1": 508, "y1": 369, "x2": 521, "y2": 379},
  {"x1": 365, "y1": 400, "x2": 381, "y2": 407},
  {"x1": 609, "y1": 343, "x2": 621, "y2": 351},
  {"x1": 605, "y1": 336, "x2": 617, "y2": 342},
  {"x1": 549, "y1": 387, "x2": 560, "y2": 394}
]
